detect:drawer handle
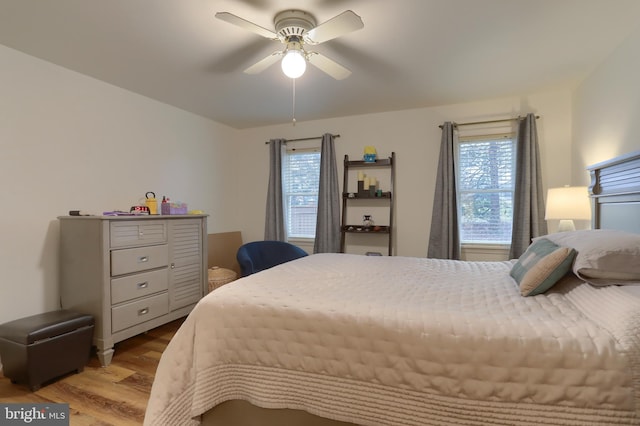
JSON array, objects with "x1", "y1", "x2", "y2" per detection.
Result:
[
  {"x1": 170, "y1": 263, "x2": 175, "y2": 269},
  {"x1": 138, "y1": 256, "x2": 149, "y2": 263},
  {"x1": 138, "y1": 308, "x2": 149, "y2": 316},
  {"x1": 137, "y1": 282, "x2": 149, "y2": 289}
]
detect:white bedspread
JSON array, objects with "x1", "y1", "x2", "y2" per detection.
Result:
[{"x1": 144, "y1": 254, "x2": 640, "y2": 425}]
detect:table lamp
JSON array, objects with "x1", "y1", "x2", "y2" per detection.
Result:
[{"x1": 545, "y1": 186, "x2": 591, "y2": 232}]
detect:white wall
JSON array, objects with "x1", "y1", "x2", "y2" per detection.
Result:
[
  {"x1": 572, "y1": 25, "x2": 640, "y2": 181},
  {"x1": 0, "y1": 41, "x2": 581, "y2": 325},
  {"x1": 0, "y1": 45, "x2": 240, "y2": 324},
  {"x1": 236, "y1": 89, "x2": 573, "y2": 257}
]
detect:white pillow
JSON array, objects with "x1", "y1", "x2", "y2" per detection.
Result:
[{"x1": 533, "y1": 229, "x2": 640, "y2": 286}]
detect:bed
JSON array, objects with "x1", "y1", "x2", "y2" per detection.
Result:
[{"x1": 144, "y1": 151, "x2": 640, "y2": 426}]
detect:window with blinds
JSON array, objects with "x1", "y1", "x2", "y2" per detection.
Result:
[
  {"x1": 282, "y1": 149, "x2": 321, "y2": 239},
  {"x1": 456, "y1": 135, "x2": 515, "y2": 244}
]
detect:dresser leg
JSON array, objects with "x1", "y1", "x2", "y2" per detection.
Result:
[{"x1": 97, "y1": 347, "x2": 114, "y2": 367}]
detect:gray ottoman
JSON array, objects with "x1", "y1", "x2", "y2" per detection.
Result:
[{"x1": 0, "y1": 310, "x2": 94, "y2": 391}]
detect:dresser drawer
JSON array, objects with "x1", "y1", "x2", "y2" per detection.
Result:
[
  {"x1": 111, "y1": 292, "x2": 169, "y2": 333},
  {"x1": 111, "y1": 244, "x2": 168, "y2": 276},
  {"x1": 110, "y1": 221, "x2": 167, "y2": 248},
  {"x1": 111, "y1": 269, "x2": 168, "y2": 305}
]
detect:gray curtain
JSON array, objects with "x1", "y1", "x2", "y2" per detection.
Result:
[
  {"x1": 314, "y1": 133, "x2": 340, "y2": 253},
  {"x1": 264, "y1": 138, "x2": 286, "y2": 241},
  {"x1": 428, "y1": 122, "x2": 460, "y2": 259},
  {"x1": 509, "y1": 113, "x2": 547, "y2": 258}
]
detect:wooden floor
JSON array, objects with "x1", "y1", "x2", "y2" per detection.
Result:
[{"x1": 0, "y1": 318, "x2": 184, "y2": 425}]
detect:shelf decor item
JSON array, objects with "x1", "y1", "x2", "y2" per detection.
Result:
[
  {"x1": 357, "y1": 171, "x2": 365, "y2": 195},
  {"x1": 363, "y1": 145, "x2": 377, "y2": 162},
  {"x1": 363, "y1": 215, "x2": 374, "y2": 229}
]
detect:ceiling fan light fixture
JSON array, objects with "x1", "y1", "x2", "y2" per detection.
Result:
[
  {"x1": 281, "y1": 48, "x2": 306, "y2": 79},
  {"x1": 216, "y1": 9, "x2": 362, "y2": 80}
]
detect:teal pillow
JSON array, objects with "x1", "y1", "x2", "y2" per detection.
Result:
[{"x1": 510, "y1": 238, "x2": 576, "y2": 296}]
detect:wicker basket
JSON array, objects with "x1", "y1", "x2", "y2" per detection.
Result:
[{"x1": 207, "y1": 266, "x2": 237, "y2": 292}]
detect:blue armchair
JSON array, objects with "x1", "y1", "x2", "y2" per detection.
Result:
[{"x1": 236, "y1": 241, "x2": 308, "y2": 277}]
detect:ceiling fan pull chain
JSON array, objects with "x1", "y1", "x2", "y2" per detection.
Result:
[{"x1": 292, "y1": 78, "x2": 297, "y2": 126}]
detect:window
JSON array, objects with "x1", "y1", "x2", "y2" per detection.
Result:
[
  {"x1": 456, "y1": 135, "x2": 515, "y2": 244},
  {"x1": 282, "y1": 148, "x2": 321, "y2": 238}
]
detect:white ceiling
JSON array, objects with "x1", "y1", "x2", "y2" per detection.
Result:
[{"x1": 1, "y1": 0, "x2": 639, "y2": 129}]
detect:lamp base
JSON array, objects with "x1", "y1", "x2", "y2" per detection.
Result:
[{"x1": 557, "y1": 220, "x2": 576, "y2": 232}]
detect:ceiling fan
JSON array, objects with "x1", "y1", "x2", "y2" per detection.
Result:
[{"x1": 215, "y1": 9, "x2": 364, "y2": 80}]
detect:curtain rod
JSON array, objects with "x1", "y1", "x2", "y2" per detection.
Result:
[
  {"x1": 264, "y1": 134, "x2": 340, "y2": 144},
  {"x1": 438, "y1": 115, "x2": 540, "y2": 129}
]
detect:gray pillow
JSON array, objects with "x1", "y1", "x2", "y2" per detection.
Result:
[{"x1": 533, "y1": 229, "x2": 640, "y2": 286}]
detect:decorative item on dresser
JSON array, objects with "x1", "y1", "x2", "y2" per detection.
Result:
[{"x1": 58, "y1": 215, "x2": 208, "y2": 366}]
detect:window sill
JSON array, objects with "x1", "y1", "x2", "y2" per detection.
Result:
[
  {"x1": 461, "y1": 243, "x2": 510, "y2": 250},
  {"x1": 287, "y1": 237, "x2": 315, "y2": 243},
  {"x1": 461, "y1": 243, "x2": 510, "y2": 261}
]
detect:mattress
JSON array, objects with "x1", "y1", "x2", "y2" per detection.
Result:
[{"x1": 144, "y1": 253, "x2": 640, "y2": 425}]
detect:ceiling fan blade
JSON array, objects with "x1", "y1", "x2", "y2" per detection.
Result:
[
  {"x1": 305, "y1": 10, "x2": 364, "y2": 44},
  {"x1": 307, "y1": 52, "x2": 351, "y2": 80},
  {"x1": 244, "y1": 51, "x2": 283, "y2": 74},
  {"x1": 215, "y1": 12, "x2": 278, "y2": 39}
]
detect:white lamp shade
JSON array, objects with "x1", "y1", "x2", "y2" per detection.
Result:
[
  {"x1": 281, "y1": 50, "x2": 306, "y2": 79},
  {"x1": 545, "y1": 186, "x2": 591, "y2": 221}
]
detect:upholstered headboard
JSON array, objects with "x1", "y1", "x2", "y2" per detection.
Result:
[{"x1": 588, "y1": 150, "x2": 640, "y2": 233}]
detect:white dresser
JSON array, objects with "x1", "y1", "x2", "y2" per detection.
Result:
[{"x1": 58, "y1": 215, "x2": 207, "y2": 366}]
